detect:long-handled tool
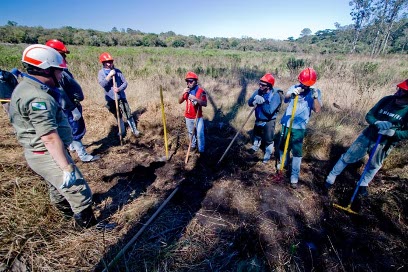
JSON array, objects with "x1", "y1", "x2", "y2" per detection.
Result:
[
  {"x1": 0, "y1": 99, "x2": 11, "y2": 103},
  {"x1": 272, "y1": 95, "x2": 299, "y2": 182},
  {"x1": 112, "y1": 74, "x2": 123, "y2": 145},
  {"x1": 333, "y1": 134, "x2": 382, "y2": 215},
  {"x1": 217, "y1": 107, "x2": 256, "y2": 165},
  {"x1": 185, "y1": 108, "x2": 200, "y2": 164},
  {"x1": 160, "y1": 85, "x2": 169, "y2": 160}
]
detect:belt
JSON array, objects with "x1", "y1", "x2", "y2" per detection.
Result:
[{"x1": 32, "y1": 151, "x2": 46, "y2": 155}]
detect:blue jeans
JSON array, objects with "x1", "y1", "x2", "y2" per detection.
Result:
[
  {"x1": 185, "y1": 117, "x2": 205, "y2": 152},
  {"x1": 329, "y1": 133, "x2": 393, "y2": 186}
]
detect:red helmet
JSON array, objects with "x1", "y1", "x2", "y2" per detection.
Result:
[
  {"x1": 99, "y1": 52, "x2": 114, "y2": 63},
  {"x1": 260, "y1": 73, "x2": 275, "y2": 87},
  {"x1": 298, "y1": 68, "x2": 317, "y2": 87},
  {"x1": 185, "y1": 71, "x2": 198, "y2": 81},
  {"x1": 397, "y1": 79, "x2": 408, "y2": 91},
  {"x1": 45, "y1": 39, "x2": 70, "y2": 54}
]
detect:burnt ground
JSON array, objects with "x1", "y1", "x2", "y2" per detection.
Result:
[
  {"x1": 88, "y1": 111, "x2": 406, "y2": 271},
  {"x1": 1, "y1": 104, "x2": 407, "y2": 272}
]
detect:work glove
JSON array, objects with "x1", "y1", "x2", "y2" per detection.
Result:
[
  {"x1": 60, "y1": 164, "x2": 76, "y2": 189},
  {"x1": 71, "y1": 107, "x2": 81, "y2": 121},
  {"x1": 378, "y1": 129, "x2": 395, "y2": 137},
  {"x1": 252, "y1": 95, "x2": 265, "y2": 106},
  {"x1": 311, "y1": 89, "x2": 318, "y2": 99},
  {"x1": 188, "y1": 94, "x2": 198, "y2": 105},
  {"x1": 374, "y1": 121, "x2": 392, "y2": 130},
  {"x1": 108, "y1": 69, "x2": 116, "y2": 78},
  {"x1": 288, "y1": 87, "x2": 302, "y2": 97}
]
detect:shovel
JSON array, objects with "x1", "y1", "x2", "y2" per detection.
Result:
[
  {"x1": 112, "y1": 73, "x2": 123, "y2": 145},
  {"x1": 333, "y1": 134, "x2": 382, "y2": 215},
  {"x1": 217, "y1": 107, "x2": 255, "y2": 166},
  {"x1": 272, "y1": 95, "x2": 299, "y2": 182}
]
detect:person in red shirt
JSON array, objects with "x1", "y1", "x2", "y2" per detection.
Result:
[{"x1": 178, "y1": 71, "x2": 207, "y2": 154}]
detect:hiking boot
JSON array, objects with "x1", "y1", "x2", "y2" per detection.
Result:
[
  {"x1": 290, "y1": 183, "x2": 298, "y2": 189},
  {"x1": 73, "y1": 206, "x2": 97, "y2": 229},
  {"x1": 81, "y1": 154, "x2": 101, "y2": 162},
  {"x1": 358, "y1": 186, "x2": 368, "y2": 197}
]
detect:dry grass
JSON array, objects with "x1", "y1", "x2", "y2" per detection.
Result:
[{"x1": 1, "y1": 46, "x2": 407, "y2": 271}]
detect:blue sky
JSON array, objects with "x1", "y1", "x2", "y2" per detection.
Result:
[{"x1": 1, "y1": 0, "x2": 353, "y2": 40}]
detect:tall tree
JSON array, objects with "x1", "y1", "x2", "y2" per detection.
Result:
[
  {"x1": 349, "y1": 0, "x2": 374, "y2": 53},
  {"x1": 379, "y1": 0, "x2": 408, "y2": 54},
  {"x1": 300, "y1": 28, "x2": 312, "y2": 37}
]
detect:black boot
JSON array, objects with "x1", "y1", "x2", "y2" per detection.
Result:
[
  {"x1": 73, "y1": 206, "x2": 97, "y2": 229},
  {"x1": 55, "y1": 199, "x2": 74, "y2": 219}
]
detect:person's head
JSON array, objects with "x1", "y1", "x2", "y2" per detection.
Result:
[
  {"x1": 298, "y1": 67, "x2": 317, "y2": 88},
  {"x1": 22, "y1": 44, "x2": 66, "y2": 87},
  {"x1": 259, "y1": 73, "x2": 275, "y2": 93},
  {"x1": 100, "y1": 52, "x2": 114, "y2": 69},
  {"x1": 395, "y1": 79, "x2": 408, "y2": 104},
  {"x1": 45, "y1": 39, "x2": 70, "y2": 64},
  {"x1": 185, "y1": 71, "x2": 198, "y2": 88}
]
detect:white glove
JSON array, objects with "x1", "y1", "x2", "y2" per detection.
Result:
[
  {"x1": 378, "y1": 129, "x2": 395, "y2": 137},
  {"x1": 188, "y1": 94, "x2": 198, "y2": 105},
  {"x1": 60, "y1": 164, "x2": 76, "y2": 189},
  {"x1": 288, "y1": 87, "x2": 302, "y2": 97},
  {"x1": 253, "y1": 95, "x2": 265, "y2": 106},
  {"x1": 71, "y1": 107, "x2": 81, "y2": 121},
  {"x1": 311, "y1": 89, "x2": 318, "y2": 99},
  {"x1": 108, "y1": 69, "x2": 116, "y2": 77},
  {"x1": 375, "y1": 121, "x2": 392, "y2": 130}
]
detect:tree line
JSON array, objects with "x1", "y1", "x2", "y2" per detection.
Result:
[{"x1": 1, "y1": 0, "x2": 407, "y2": 55}]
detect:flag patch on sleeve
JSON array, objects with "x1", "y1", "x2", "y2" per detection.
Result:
[{"x1": 31, "y1": 102, "x2": 47, "y2": 111}]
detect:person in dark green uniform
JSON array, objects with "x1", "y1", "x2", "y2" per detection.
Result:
[
  {"x1": 9, "y1": 44, "x2": 97, "y2": 229},
  {"x1": 325, "y1": 79, "x2": 408, "y2": 196}
]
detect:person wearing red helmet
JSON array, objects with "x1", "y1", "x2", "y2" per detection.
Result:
[
  {"x1": 178, "y1": 71, "x2": 207, "y2": 154},
  {"x1": 97, "y1": 52, "x2": 140, "y2": 137},
  {"x1": 45, "y1": 39, "x2": 100, "y2": 162},
  {"x1": 248, "y1": 73, "x2": 283, "y2": 163},
  {"x1": 0, "y1": 68, "x2": 19, "y2": 118},
  {"x1": 278, "y1": 68, "x2": 322, "y2": 189},
  {"x1": 325, "y1": 79, "x2": 408, "y2": 197},
  {"x1": 9, "y1": 44, "x2": 97, "y2": 229}
]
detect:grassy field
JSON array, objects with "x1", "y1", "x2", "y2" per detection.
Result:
[{"x1": 1, "y1": 44, "x2": 407, "y2": 271}]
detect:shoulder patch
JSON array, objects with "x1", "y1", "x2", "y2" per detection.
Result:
[{"x1": 32, "y1": 102, "x2": 47, "y2": 111}]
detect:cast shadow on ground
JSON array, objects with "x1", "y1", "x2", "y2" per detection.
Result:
[
  {"x1": 93, "y1": 70, "x2": 299, "y2": 271},
  {"x1": 92, "y1": 161, "x2": 166, "y2": 221}
]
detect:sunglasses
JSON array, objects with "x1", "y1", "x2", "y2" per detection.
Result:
[
  {"x1": 259, "y1": 82, "x2": 268, "y2": 87},
  {"x1": 186, "y1": 79, "x2": 195, "y2": 83}
]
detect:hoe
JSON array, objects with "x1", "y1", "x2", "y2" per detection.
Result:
[
  {"x1": 217, "y1": 107, "x2": 256, "y2": 165},
  {"x1": 333, "y1": 134, "x2": 382, "y2": 214},
  {"x1": 272, "y1": 95, "x2": 299, "y2": 182}
]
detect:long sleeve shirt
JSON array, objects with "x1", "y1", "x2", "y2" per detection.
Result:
[
  {"x1": 363, "y1": 95, "x2": 408, "y2": 144},
  {"x1": 248, "y1": 88, "x2": 282, "y2": 121},
  {"x1": 280, "y1": 85, "x2": 322, "y2": 130},
  {"x1": 97, "y1": 68, "x2": 128, "y2": 101}
]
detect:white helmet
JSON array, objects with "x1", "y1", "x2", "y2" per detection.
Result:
[{"x1": 22, "y1": 44, "x2": 66, "y2": 70}]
